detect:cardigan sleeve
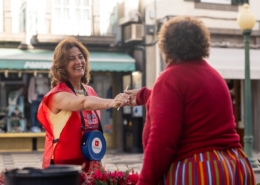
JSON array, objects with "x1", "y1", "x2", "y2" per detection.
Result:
[
  {"x1": 137, "y1": 71, "x2": 183, "y2": 185},
  {"x1": 136, "y1": 87, "x2": 152, "y2": 105}
]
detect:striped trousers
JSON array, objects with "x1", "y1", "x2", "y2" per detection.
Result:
[{"x1": 161, "y1": 148, "x2": 256, "y2": 185}]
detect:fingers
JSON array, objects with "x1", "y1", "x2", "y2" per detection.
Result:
[
  {"x1": 117, "y1": 93, "x2": 130, "y2": 101},
  {"x1": 124, "y1": 89, "x2": 132, "y2": 94},
  {"x1": 125, "y1": 92, "x2": 137, "y2": 106},
  {"x1": 114, "y1": 93, "x2": 130, "y2": 110},
  {"x1": 114, "y1": 89, "x2": 140, "y2": 109},
  {"x1": 124, "y1": 88, "x2": 139, "y2": 94},
  {"x1": 124, "y1": 89, "x2": 137, "y2": 95},
  {"x1": 116, "y1": 100, "x2": 127, "y2": 111}
]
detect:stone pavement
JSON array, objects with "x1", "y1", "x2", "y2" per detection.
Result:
[{"x1": 0, "y1": 150, "x2": 143, "y2": 173}]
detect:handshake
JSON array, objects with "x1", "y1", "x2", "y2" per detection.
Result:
[{"x1": 112, "y1": 87, "x2": 140, "y2": 110}]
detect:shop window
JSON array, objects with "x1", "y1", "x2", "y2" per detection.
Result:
[
  {"x1": 0, "y1": 73, "x2": 24, "y2": 82},
  {"x1": 0, "y1": 73, "x2": 50, "y2": 133},
  {"x1": 0, "y1": 84, "x2": 27, "y2": 133},
  {"x1": 226, "y1": 80, "x2": 241, "y2": 124},
  {"x1": 226, "y1": 79, "x2": 244, "y2": 147}
]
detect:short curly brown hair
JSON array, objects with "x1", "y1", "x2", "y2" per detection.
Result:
[
  {"x1": 158, "y1": 16, "x2": 210, "y2": 63},
  {"x1": 50, "y1": 37, "x2": 91, "y2": 87}
]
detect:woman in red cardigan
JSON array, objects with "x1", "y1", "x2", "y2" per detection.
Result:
[{"x1": 125, "y1": 16, "x2": 255, "y2": 185}]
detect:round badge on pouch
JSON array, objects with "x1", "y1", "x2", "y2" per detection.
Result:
[{"x1": 81, "y1": 131, "x2": 106, "y2": 161}]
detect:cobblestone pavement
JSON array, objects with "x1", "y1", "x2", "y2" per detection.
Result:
[{"x1": 0, "y1": 150, "x2": 143, "y2": 173}]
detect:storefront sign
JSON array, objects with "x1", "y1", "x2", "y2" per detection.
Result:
[{"x1": 23, "y1": 61, "x2": 51, "y2": 69}]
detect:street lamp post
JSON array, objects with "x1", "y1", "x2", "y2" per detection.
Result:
[{"x1": 237, "y1": 4, "x2": 258, "y2": 168}]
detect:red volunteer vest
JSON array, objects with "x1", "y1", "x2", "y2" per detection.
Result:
[{"x1": 37, "y1": 82, "x2": 100, "y2": 169}]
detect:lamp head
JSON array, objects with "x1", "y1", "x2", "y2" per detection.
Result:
[{"x1": 237, "y1": 4, "x2": 256, "y2": 31}]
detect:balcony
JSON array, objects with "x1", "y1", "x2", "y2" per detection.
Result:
[
  {"x1": 0, "y1": 32, "x2": 25, "y2": 48},
  {"x1": 30, "y1": 34, "x2": 116, "y2": 49}
]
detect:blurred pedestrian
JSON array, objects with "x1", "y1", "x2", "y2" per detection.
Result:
[
  {"x1": 125, "y1": 16, "x2": 255, "y2": 185},
  {"x1": 37, "y1": 37, "x2": 127, "y2": 173}
]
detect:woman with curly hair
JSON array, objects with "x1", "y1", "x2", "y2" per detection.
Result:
[
  {"x1": 37, "y1": 37, "x2": 127, "y2": 173},
  {"x1": 125, "y1": 16, "x2": 255, "y2": 185}
]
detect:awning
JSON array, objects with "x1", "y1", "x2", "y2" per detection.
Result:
[
  {"x1": 206, "y1": 48, "x2": 260, "y2": 79},
  {"x1": 0, "y1": 48, "x2": 136, "y2": 72}
]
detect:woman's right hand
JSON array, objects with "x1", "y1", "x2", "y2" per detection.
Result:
[
  {"x1": 124, "y1": 89, "x2": 140, "y2": 106},
  {"x1": 112, "y1": 93, "x2": 129, "y2": 108}
]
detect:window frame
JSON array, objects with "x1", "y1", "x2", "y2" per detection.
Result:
[{"x1": 51, "y1": 0, "x2": 92, "y2": 35}]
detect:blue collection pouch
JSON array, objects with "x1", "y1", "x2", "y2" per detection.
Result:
[{"x1": 81, "y1": 131, "x2": 106, "y2": 161}]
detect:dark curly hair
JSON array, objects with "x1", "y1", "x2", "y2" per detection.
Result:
[
  {"x1": 50, "y1": 37, "x2": 91, "y2": 87},
  {"x1": 158, "y1": 16, "x2": 210, "y2": 63}
]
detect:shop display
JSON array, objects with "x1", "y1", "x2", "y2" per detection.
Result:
[
  {"x1": 28, "y1": 74, "x2": 49, "y2": 132},
  {"x1": 6, "y1": 87, "x2": 26, "y2": 132}
]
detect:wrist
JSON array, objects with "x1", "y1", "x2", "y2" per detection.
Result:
[{"x1": 107, "y1": 99, "x2": 113, "y2": 108}]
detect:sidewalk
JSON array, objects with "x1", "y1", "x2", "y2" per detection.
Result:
[{"x1": 0, "y1": 150, "x2": 143, "y2": 173}]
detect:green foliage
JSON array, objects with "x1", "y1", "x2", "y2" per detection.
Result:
[{"x1": 94, "y1": 181, "x2": 108, "y2": 185}]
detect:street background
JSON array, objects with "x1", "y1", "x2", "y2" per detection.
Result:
[{"x1": 0, "y1": 150, "x2": 143, "y2": 173}]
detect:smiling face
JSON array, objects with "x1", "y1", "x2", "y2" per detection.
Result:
[{"x1": 66, "y1": 46, "x2": 86, "y2": 82}]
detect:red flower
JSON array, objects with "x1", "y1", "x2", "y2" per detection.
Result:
[
  {"x1": 126, "y1": 170, "x2": 139, "y2": 184},
  {"x1": 0, "y1": 174, "x2": 4, "y2": 185},
  {"x1": 88, "y1": 166, "x2": 139, "y2": 185}
]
